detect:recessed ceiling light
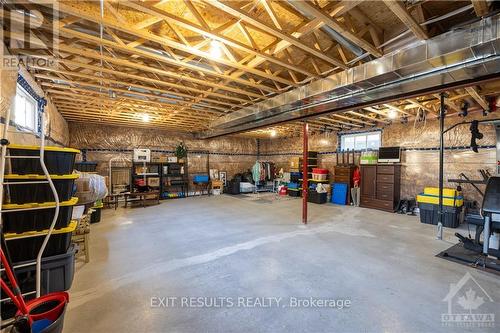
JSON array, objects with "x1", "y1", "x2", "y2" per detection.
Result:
[
  {"x1": 270, "y1": 129, "x2": 277, "y2": 137},
  {"x1": 388, "y1": 110, "x2": 398, "y2": 119},
  {"x1": 142, "y1": 114, "x2": 150, "y2": 122}
]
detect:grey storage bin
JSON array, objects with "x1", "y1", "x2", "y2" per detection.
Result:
[{"x1": 15, "y1": 245, "x2": 76, "y2": 298}]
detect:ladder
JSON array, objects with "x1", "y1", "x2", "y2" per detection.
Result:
[{"x1": 0, "y1": 95, "x2": 60, "y2": 300}]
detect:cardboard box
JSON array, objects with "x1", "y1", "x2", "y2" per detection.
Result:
[{"x1": 147, "y1": 177, "x2": 160, "y2": 187}]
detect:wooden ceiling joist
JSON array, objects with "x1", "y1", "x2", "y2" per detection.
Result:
[
  {"x1": 290, "y1": 1, "x2": 382, "y2": 57},
  {"x1": 30, "y1": 0, "x2": 297, "y2": 87},
  {"x1": 383, "y1": 0, "x2": 429, "y2": 40},
  {"x1": 203, "y1": 0, "x2": 349, "y2": 69}
]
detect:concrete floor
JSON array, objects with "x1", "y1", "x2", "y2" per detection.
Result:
[{"x1": 65, "y1": 195, "x2": 500, "y2": 333}]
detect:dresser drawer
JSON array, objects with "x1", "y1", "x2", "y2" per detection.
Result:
[
  {"x1": 377, "y1": 174, "x2": 394, "y2": 183},
  {"x1": 377, "y1": 183, "x2": 394, "y2": 193},
  {"x1": 376, "y1": 191, "x2": 393, "y2": 201},
  {"x1": 360, "y1": 196, "x2": 394, "y2": 212},
  {"x1": 377, "y1": 165, "x2": 396, "y2": 174}
]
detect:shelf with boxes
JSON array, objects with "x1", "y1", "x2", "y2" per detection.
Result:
[
  {"x1": 131, "y1": 157, "x2": 189, "y2": 199},
  {"x1": 161, "y1": 160, "x2": 189, "y2": 199},
  {"x1": 288, "y1": 152, "x2": 320, "y2": 199},
  {"x1": 1, "y1": 144, "x2": 80, "y2": 311}
]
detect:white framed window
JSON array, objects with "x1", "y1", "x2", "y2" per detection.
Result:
[
  {"x1": 13, "y1": 84, "x2": 39, "y2": 133},
  {"x1": 340, "y1": 131, "x2": 381, "y2": 151}
]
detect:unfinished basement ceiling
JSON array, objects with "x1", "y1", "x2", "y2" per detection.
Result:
[{"x1": 3, "y1": 0, "x2": 499, "y2": 136}]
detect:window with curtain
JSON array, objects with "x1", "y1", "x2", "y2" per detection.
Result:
[
  {"x1": 340, "y1": 131, "x2": 381, "y2": 151},
  {"x1": 13, "y1": 83, "x2": 39, "y2": 133}
]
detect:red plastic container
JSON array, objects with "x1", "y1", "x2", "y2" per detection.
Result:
[
  {"x1": 17, "y1": 292, "x2": 69, "y2": 323},
  {"x1": 312, "y1": 168, "x2": 328, "y2": 174}
]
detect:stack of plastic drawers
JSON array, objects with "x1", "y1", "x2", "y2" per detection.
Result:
[
  {"x1": 2, "y1": 145, "x2": 80, "y2": 302},
  {"x1": 417, "y1": 187, "x2": 464, "y2": 228},
  {"x1": 288, "y1": 172, "x2": 302, "y2": 197}
]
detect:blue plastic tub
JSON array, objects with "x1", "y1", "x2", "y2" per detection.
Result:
[
  {"x1": 331, "y1": 183, "x2": 348, "y2": 205},
  {"x1": 193, "y1": 175, "x2": 209, "y2": 183}
]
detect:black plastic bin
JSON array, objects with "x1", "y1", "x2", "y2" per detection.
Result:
[
  {"x1": 288, "y1": 189, "x2": 302, "y2": 197},
  {"x1": 4, "y1": 174, "x2": 78, "y2": 204},
  {"x1": 90, "y1": 207, "x2": 102, "y2": 223},
  {"x1": 74, "y1": 161, "x2": 97, "y2": 172},
  {"x1": 4, "y1": 221, "x2": 76, "y2": 262},
  {"x1": 225, "y1": 180, "x2": 240, "y2": 195},
  {"x1": 418, "y1": 202, "x2": 462, "y2": 228},
  {"x1": 308, "y1": 191, "x2": 327, "y2": 204},
  {"x1": 8, "y1": 145, "x2": 80, "y2": 175},
  {"x1": 1, "y1": 246, "x2": 75, "y2": 320},
  {"x1": 3, "y1": 197, "x2": 78, "y2": 233}
]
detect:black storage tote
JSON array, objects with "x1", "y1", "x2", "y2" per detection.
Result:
[
  {"x1": 8, "y1": 144, "x2": 80, "y2": 175},
  {"x1": 4, "y1": 220, "x2": 77, "y2": 262},
  {"x1": 4, "y1": 174, "x2": 78, "y2": 204},
  {"x1": 2, "y1": 197, "x2": 78, "y2": 233}
]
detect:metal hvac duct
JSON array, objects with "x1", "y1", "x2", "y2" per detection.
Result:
[
  {"x1": 287, "y1": 0, "x2": 366, "y2": 59},
  {"x1": 198, "y1": 15, "x2": 500, "y2": 139}
]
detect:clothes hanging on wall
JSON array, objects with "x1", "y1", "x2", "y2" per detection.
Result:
[{"x1": 252, "y1": 161, "x2": 275, "y2": 183}]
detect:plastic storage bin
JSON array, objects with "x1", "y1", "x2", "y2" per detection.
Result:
[
  {"x1": 1, "y1": 246, "x2": 76, "y2": 320},
  {"x1": 74, "y1": 162, "x2": 97, "y2": 172},
  {"x1": 3, "y1": 197, "x2": 78, "y2": 233},
  {"x1": 312, "y1": 174, "x2": 328, "y2": 181},
  {"x1": 312, "y1": 168, "x2": 328, "y2": 174},
  {"x1": 4, "y1": 174, "x2": 79, "y2": 204},
  {"x1": 416, "y1": 193, "x2": 463, "y2": 207},
  {"x1": 4, "y1": 220, "x2": 77, "y2": 262},
  {"x1": 418, "y1": 202, "x2": 462, "y2": 228},
  {"x1": 308, "y1": 191, "x2": 327, "y2": 204},
  {"x1": 90, "y1": 207, "x2": 102, "y2": 223},
  {"x1": 193, "y1": 175, "x2": 209, "y2": 183},
  {"x1": 8, "y1": 145, "x2": 80, "y2": 175},
  {"x1": 16, "y1": 245, "x2": 76, "y2": 298},
  {"x1": 290, "y1": 172, "x2": 302, "y2": 182},
  {"x1": 288, "y1": 189, "x2": 301, "y2": 197},
  {"x1": 331, "y1": 183, "x2": 348, "y2": 205}
]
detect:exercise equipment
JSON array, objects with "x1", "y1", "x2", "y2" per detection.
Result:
[{"x1": 454, "y1": 176, "x2": 500, "y2": 270}]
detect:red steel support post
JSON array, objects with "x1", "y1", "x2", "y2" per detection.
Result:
[{"x1": 302, "y1": 122, "x2": 308, "y2": 224}]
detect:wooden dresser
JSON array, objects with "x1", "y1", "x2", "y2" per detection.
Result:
[
  {"x1": 333, "y1": 165, "x2": 356, "y2": 204},
  {"x1": 360, "y1": 164, "x2": 401, "y2": 212}
]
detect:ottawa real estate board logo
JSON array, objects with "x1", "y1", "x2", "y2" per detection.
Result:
[
  {"x1": 442, "y1": 272, "x2": 495, "y2": 328},
  {"x1": 1, "y1": 1, "x2": 59, "y2": 71}
]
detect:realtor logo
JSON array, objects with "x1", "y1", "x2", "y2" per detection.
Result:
[{"x1": 442, "y1": 272, "x2": 495, "y2": 328}]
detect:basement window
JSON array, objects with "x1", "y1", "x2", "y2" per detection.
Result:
[
  {"x1": 13, "y1": 83, "x2": 39, "y2": 133},
  {"x1": 340, "y1": 131, "x2": 381, "y2": 151}
]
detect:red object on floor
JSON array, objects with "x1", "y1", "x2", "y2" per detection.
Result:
[
  {"x1": 17, "y1": 292, "x2": 69, "y2": 323},
  {"x1": 279, "y1": 186, "x2": 288, "y2": 195}
]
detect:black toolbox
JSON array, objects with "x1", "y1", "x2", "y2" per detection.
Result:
[
  {"x1": 8, "y1": 145, "x2": 80, "y2": 175},
  {"x1": 2, "y1": 197, "x2": 78, "y2": 233},
  {"x1": 4, "y1": 220, "x2": 76, "y2": 262},
  {"x1": 4, "y1": 174, "x2": 78, "y2": 204},
  {"x1": 418, "y1": 203, "x2": 462, "y2": 228}
]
